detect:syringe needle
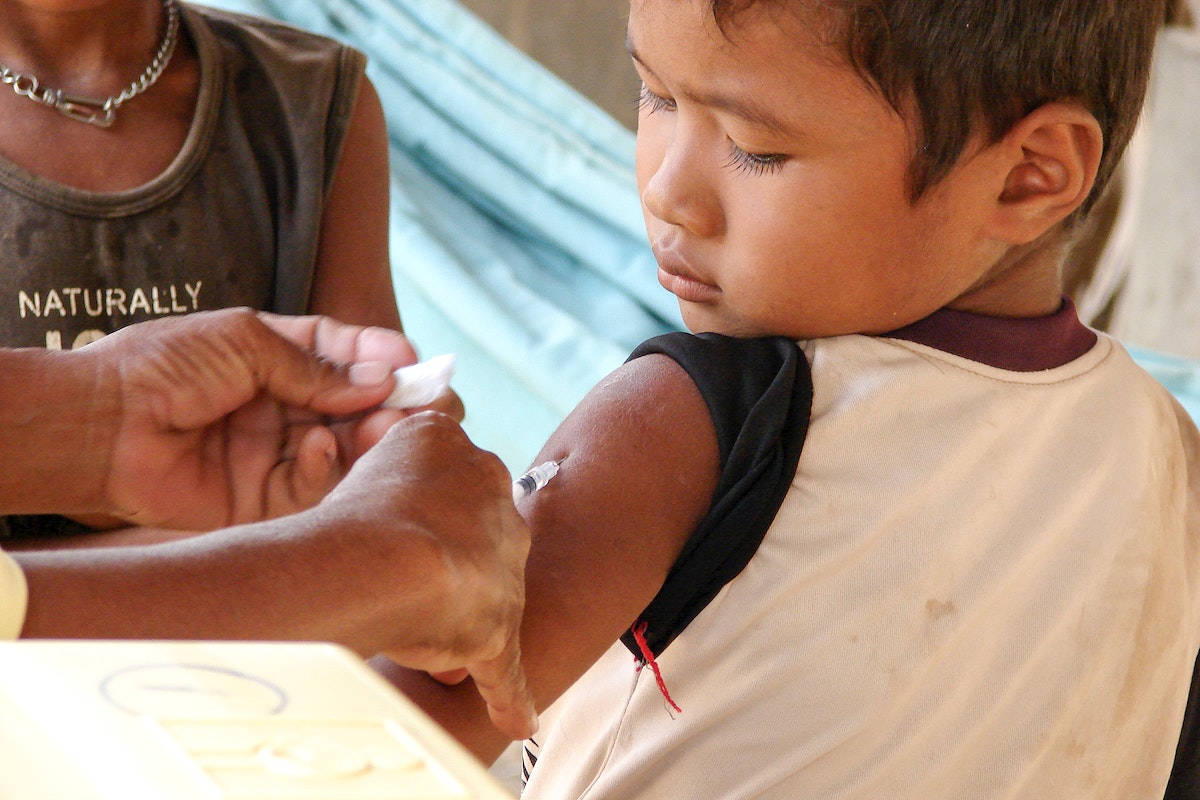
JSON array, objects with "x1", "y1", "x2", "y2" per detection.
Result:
[{"x1": 512, "y1": 460, "x2": 561, "y2": 502}]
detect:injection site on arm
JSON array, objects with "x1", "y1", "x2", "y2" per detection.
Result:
[{"x1": 372, "y1": 353, "x2": 720, "y2": 759}]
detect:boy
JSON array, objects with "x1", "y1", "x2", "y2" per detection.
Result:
[{"x1": 378, "y1": 1, "x2": 1200, "y2": 797}]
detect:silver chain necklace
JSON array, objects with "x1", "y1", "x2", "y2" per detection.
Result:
[{"x1": 0, "y1": 0, "x2": 179, "y2": 129}]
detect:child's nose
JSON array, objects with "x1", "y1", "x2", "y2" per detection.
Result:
[{"x1": 638, "y1": 133, "x2": 724, "y2": 239}]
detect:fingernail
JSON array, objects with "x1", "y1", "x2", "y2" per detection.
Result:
[{"x1": 349, "y1": 361, "x2": 392, "y2": 386}]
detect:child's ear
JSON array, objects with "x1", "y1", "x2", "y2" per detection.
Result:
[{"x1": 985, "y1": 102, "x2": 1103, "y2": 243}]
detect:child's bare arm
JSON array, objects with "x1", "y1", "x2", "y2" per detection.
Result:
[
  {"x1": 372, "y1": 352, "x2": 720, "y2": 759},
  {"x1": 308, "y1": 77, "x2": 402, "y2": 332}
]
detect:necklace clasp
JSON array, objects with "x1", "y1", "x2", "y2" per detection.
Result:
[
  {"x1": 0, "y1": 0, "x2": 177, "y2": 129},
  {"x1": 53, "y1": 92, "x2": 116, "y2": 128}
]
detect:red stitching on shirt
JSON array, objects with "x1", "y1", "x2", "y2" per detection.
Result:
[{"x1": 631, "y1": 620, "x2": 682, "y2": 714}]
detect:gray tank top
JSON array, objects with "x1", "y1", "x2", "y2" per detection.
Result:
[{"x1": 0, "y1": 3, "x2": 365, "y2": 350}]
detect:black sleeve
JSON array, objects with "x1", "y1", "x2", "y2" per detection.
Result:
[
  {"x1": 1, "y1": 514, "x2": 94, "y2": 539},
  {"x1": 1166, "y1": 648, "x2": 1200, "y2": 799},
  {"x1": 618, "y1": 332, "x2": 813, "y2": 659}
]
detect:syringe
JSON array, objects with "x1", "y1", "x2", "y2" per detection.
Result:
[{"x1": 512, "y1": 460, "x2": 561, "y2": 502}]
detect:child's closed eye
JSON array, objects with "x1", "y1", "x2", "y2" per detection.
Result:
[
  {"x1": 637, "y1": 83, "x2": 677, "y2": 115},
  {"x1": 724, "y1": 145, "x2": 789, "y2": 177},
  {"x1": 637, "y1": 82, "x2": 788, "y2": 177}
]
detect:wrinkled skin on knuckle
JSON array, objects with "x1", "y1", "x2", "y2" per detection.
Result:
[{"x1": 430, "y1": 524, "x2": 525, "y2": 665}]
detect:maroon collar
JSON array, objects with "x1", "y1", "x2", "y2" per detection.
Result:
[{"x1": 884, "y1": 297, "x2": 1098, "y2": 372}]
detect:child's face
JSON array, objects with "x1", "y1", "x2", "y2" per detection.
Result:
[{"x1": 630, "y1": 0, "x2": 1020, "y2": 339}]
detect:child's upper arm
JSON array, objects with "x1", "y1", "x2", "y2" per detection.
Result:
[
  {"x1": 377, "y1": 333, "x2": 812, "y2": 760},
  {"x1": 518, "y1": 351, "x2": 721, "y2": 701},
  {"x1": 377, "y1": 351, "x2": 720, "y2": 759},
  {"x1": 309, "y1": 76, "x2": 401, "y2": 331}
]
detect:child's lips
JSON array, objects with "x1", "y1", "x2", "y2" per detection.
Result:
[{"x1": 654, "y1": 248, "x2": 721, "y2": 304}]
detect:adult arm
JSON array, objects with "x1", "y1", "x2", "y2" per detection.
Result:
[
  {"x1": 309, "y1": 77, "x2": 401, "y2": 332},
  {"x1": 372, "y1": 353, "x2": 720, "y2": 759},
  {"x1": 306, "y1": 77, "x2": 463, "y2": 422},
  {"x1": 13, "y1": 412, "x2": 537, "y2": 740}
]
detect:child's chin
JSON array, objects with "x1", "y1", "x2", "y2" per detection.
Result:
[{"x1": 679, "y1": 310, "x2": 752, "y2": 339}]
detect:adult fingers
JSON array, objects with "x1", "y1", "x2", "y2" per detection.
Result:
[
  {"x1": 268, "y1": 426, "x2": 342, "y2": 517},
  {"x1": 258, "y1": 312, "x2": 417, "y2": 370},
  {"x1": 332, "y1": 407, "x2": 408, "y2": 464},
  {"x1": 467, "y1": 636, "x2": 538, "y2": 741},
  {"x1": 420, "y1": 389, "x2": 466, "y2": 423},
  {"x1": 104, "y1": 309, "x2": 395, "y2": 429},
  {"x1": 427, "y1": 667, "x2": 470, "y2": 685},
  {"x1": 231, "y1": 311, "x2": 400, "y2": 418}
]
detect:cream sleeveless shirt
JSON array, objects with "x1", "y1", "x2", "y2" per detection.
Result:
[{"x1": 524, "y1": 325, "x2": 1200, "y2": 799}]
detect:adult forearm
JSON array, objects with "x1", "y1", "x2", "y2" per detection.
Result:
[
  {"x1": 11, "y1": 508, "x2": 444, "y2": 650},
  {"x1": 11, "y1": 412, "x2": 538, "y2": 741},
  {"x1": 0, "y1": 349, "x2": 115, "y2": 515}
]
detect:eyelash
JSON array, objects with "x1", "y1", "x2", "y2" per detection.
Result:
[
  {"x1": 636, "y1": 84, "x2": 676, "y2": 114},
  {"x1": 637, "y1": 84, "x2": 789, "y2": 178},
  {"x1": 724, "y1": 147, "x2": 788, "y2": 177}
]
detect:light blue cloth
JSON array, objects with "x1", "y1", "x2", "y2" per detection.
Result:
[
  {"x1": 1130, "y1": 346, "x2": 1200, "y2": 425},
  {"x1": 201, "y1": 0, "x2": 1200, "y2": 469}
]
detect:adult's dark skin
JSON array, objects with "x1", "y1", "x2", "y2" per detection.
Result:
[{"x1": 0, "y1": 309, "x2": 535, "y2": 740}]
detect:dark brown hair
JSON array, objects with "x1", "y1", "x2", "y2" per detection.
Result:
[{"x1": 709, "y1": 0, "x2": 1168, "y2": 217}]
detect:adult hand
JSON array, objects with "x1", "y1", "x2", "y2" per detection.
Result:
[
  {"x1": 83, "y1": 308, "x2": 418, "y2": 529},
  {"x1": 323, "y1": 413, "x2": 536, "y2": 741},
  {"x1": 15, "y1": 413, "x2": 533, "y2": 745}
]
